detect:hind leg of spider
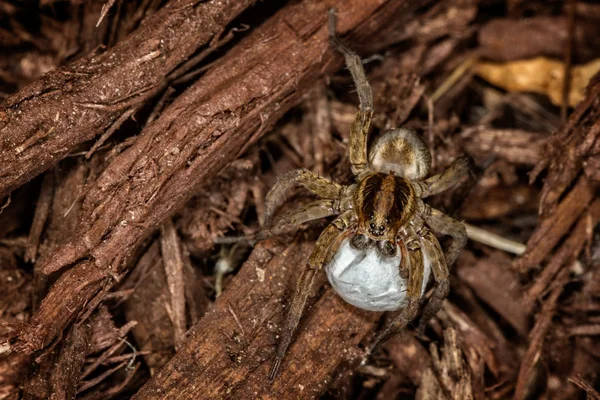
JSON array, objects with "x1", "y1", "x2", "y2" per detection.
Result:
[
  {"x1": 417, "y1": 231, "x2": 450, "y2": 335},
  {"x1": 328, "y1": 9, "x2": 373, "y2": 176},
  {"x1": 269, "y1": 211, "x2": 352, "y2": 380},
  {"x1": 416, "y1": 156, "x2": 472, "y2": 198},
  {"x1": 363, "y1": 235, "x2": 425, "y2": 360},
  {"x1": 264, "y1": 168, "x2": 342, "y2": 226},
  {"x1": 423, "y1": 207, "x2": 467, "y2": 266}
]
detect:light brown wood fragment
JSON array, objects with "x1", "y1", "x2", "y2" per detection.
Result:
[{"x1": 159, "y1": 219, "x2": 186, "y2": 349}]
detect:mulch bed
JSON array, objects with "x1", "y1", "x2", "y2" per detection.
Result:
[{"x1": 0, "y1": 0, "x2": 599, "y2": 398}]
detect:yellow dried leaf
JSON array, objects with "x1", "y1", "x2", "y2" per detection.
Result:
[{"x1": 476, "y1": 57, "x2": 600, "y2": 107}]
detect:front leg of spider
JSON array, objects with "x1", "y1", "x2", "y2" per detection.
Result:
[{"x1": 327, "y1": 9, "x2": 373, "y2": 176}]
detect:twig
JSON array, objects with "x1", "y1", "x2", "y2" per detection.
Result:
[{"x1": 465, "y1": 223, "x2": 526, "y2": 255}]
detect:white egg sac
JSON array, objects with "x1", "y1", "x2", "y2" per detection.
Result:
[{"x1": 326, "y1": 237, "x2": 432, "y2": 312}]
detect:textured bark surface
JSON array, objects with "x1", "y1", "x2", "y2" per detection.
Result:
[{"x1": 0, "y1": 0, "x2": 256, "y2": 197}]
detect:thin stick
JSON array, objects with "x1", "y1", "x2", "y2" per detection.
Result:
[{"x1": 464, "y1": 223, "x2": 526, "y2": 255}]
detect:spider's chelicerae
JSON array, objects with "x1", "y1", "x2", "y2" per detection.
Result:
[{"x1": 255, "y1": 11, "x2": 471, "y2": 379}]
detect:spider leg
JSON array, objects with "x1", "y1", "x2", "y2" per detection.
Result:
[
  {"x1": 416, "y1": 231, "x2": 450, "y2": 335},
  {"x1": 364, "y1": 231, "x2": 424, "y2": 357},
  {"x1": 422, "y1": 206, "x2": 467, "y2": 266},
  {"x1": 214, "y1": 199, "x2": 340, "y2": 245},
  {"x1": 328, "y1": 9, "x2": 373, "y2": 176},
  {"x1": 259, "y1": 199, "x2": 339, "y2": 240},
  {"x1": 264, "y1": 168, "x2": 342, "y2": 226},
  {"x1": 415, "y1": 156, "x2": 472, "y2": 198},
  {"x1": 269, "y1": 211, "x2": 352, "y2": 380}
]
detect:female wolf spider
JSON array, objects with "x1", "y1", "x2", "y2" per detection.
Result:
[{"x1": 235, "y1": 10, "x2": 471, "y2": 379}]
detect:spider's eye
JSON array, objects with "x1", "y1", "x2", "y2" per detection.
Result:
[
  {"x1": 379, "y1": 240, "x2": 397, "y2": 257},
  {"x1": 369, "y1": 223, "x2": 376, "y2": 230},
  {"x1": 378, "y1": 225, "x2": 385, "y2": 232},
  {"x1": 350, "y1": 234, "x2": 371, "y2": 250}
]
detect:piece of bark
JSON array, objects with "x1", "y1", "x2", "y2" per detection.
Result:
[
  {"x1": 50, "y1": 322, "x2": 92, "y2": 400},
  {"x1": 0, "y1": 0, "x2": 257, "y2": 197},
  {"x1": 568, "y1": 375, "x2": 600, "y2": 400},
  {"x1": 25, "y1": 172, "x2": 54, "y2": 263},
  {"x1": 530, "y1": 71, "x2": 600, "y2": 215},
  {"x1": 457, "y1": 252, "x2": 529, "y2": 336},
  {"x1": 478, "y1": 17, "x2": 600, "y2": 63},
  {"x1": 133, "y1": 238, "x2": 378, "y2": 399},
  {"x1": 385, "y1": 334, "x2": 431, "y2": 386},
  {"x1": 0, "y1": 252, "x2": 32, "y2": 400},
  {"x1": 123, "y1": 241, "x2": 175, "y2": 373},
  {"x1": 158, "y1": 219, "x2": 186, "y2": 350},
  {"x1": 437, "y1": 302, "x2": 499, "y2": 382},
  {"x1": 516, "y1": 176, "x2": 595, "y2": 272},
  {"x1": 461, "y1": 128, "x2": 547, "y2": 166},
  {"x1": 514, "y1": 269, "x2": 570, "y2": 400},
  {"x1": 522, "y1": 199, "x2": 600, "y2": 313},
  {"x1": 416, "y1": 328, "x2": 474, "y2": 400},
  {"x1": 15, "y1": 0, "x2": 425, "y2": 355}
]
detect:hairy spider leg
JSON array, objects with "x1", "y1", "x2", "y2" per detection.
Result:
[
  {"x1": 416, "y1": 231, "x2": 450, "y2": 335},
  {"x1": 264, "y1": 168, "x2": 342, "y2": 226},
  {"x1": 416, "y1": 156, "x2": 472, "y2": 198},
  {"x1": 251, "y1": 199, "x2": 340, "y2": 242},
  {"x1": 423, "y1": 206, "x2": 467, "y2": 266},
  {"x1": 364, "y1": 227, "x2": 425, "y2": 357},
  {"x1": 328, "y1": 9, "x2": 373, "y2": 176},
  {"x1": 270, "y1": 211, "x2": 353, "y2": 380}
]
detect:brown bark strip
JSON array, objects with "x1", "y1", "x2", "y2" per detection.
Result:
[
  {"x1": 133, "y1": 238, "x2": 377, "y2": 399},
  {"x1": 15, "y1": 0, "x2": 422, "y2": 355},
  {"x1": 0, "y1": 0, "x2": 256, "y2": 198},
  {"x1": 522, "y1": 199, "x2": 600, "y2": 313},
  {"x1": 25, "y1": 172, "x2": 55, "y2": 263},
  {"x1": 51, "y1": 322, "x2": 92, "y2": 400},
  {"x1": 123, "y1": 242, "x2": 176, "y2": 372},
  {"x1": 530, "y1": 71, "x2": 600, "y2": 214},
  {"x1": 516, "y1": 176, "x2": 595, "y2": 272},
  {"x1": 514, "y1": 268, "x2": 570, "y2": 400},
  {"x1": 568, "y1": 375, "x2": 600, "y2": 400},
  {"x1": 457, "y1": 253, "x2": 528, "y2": 336},
  {"x1": 159, "y1": 219, "x2": 186, "y2": 350}
]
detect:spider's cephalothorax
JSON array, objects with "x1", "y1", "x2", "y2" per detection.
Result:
[
  {"x1": 259, "y1": 10, "x2": 472, "y2": 379},
  {"x1": 354, "y1": 172, "x2": 416, "y2": 242}
]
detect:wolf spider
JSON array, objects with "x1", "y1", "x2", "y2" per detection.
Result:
[{"x1": 245, "y1": 10, "x2": 471, "y2": 379}]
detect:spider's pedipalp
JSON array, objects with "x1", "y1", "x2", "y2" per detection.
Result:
[{"x1": 368, "y1": 129, "x2": 432, "y2": 180}]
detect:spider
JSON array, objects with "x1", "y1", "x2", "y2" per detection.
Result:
[{"x1": 237, "y1": 10, "x2": 471, "y2": 379}]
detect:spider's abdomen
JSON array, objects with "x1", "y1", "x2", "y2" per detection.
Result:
[
  {"x1": 368, "y1": 129, "x2": 431, "y2": 180},
  {"x1": 326, "y1": 237, "x2": 431, "y2": 311},
  {"x1": 355, "y1": 173, "x2": 416, "y2": 239}
]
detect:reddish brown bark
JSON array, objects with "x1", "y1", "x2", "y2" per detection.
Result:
[{"x1": 0, "y1": 0, "x2": 256, "y2": 198}]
